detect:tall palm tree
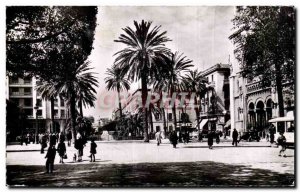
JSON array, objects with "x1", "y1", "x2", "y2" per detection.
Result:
[
  {"x1": 154, "y1": 52, "x2": 193, "y2": 132},
  {"x1": 114, "y1": 20, "x2": 171, "y2": 142},
  {"x1": 53, "y1": 61, "x2": 98, "y2": 142},
  {"x1": 36, "y1": 80, "x2": 58, "y2": 133},
  {"x1": 181, "y1": 69, "x2": 207, "y2": 130},
  {"x1": 105, "y1": 66, "x2": 130, "y2": 118}
]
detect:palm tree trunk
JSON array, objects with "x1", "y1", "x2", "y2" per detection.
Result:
[
  {"x1": 79, "y1": 96, "x2": 83, "y2": 117},
  {"x1": 70, "y1": 92, "x2": 77, "y2": 143},
  {"x1": 194, "y1": 96, "x2": 200, "y2": 131},
  {"x1": 162, "y1": 108, "x2": 167, "y2": 138},
  {"x1": 50, "y1": 97, "x2": 55, "y2": 133},
  {"x1": 141, "y1": 74, "x2": 149, "y2": 142},
  {"x1": 171, "y1": 88, "x2": 177, "y2": 132},
  {"x1": 117, "y1": 87, "x2": 123, "y2": 118},
  {"x1": 149, "y1": 107, "x2": 154, "y2": 133}
]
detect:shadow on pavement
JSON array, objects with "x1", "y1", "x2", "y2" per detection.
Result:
[{"x1": 7, "y1": 161, "x2": 294, "y2": 187}]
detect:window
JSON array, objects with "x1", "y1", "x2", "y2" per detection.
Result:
[
  {"x1": 24, "y1": 109, "x2": 33, "y2": 116},
  {"x1": 11, "y1": 87, "x2": 18, "y2": 93},
  {"x1": 10, "y1": 77, "x2": 18, "y2": 84},
  {"x1": 61, "y1": 110, "x2": 65, "y2": 118},
  {"x1": 24, "y1": 77, "x2": 32, "y2": 84},
  {"x1": 156, "y1": 126, "x2": 160, "y2": 132},
  {"x1": 168, "y1": 113, "x2": 172, "y2": 121},
  {"x1": 54, "y1": 110, "x2": 58, "y2": 117},
  {"x1": 24, "y1": 98, "x2": 33, "y2": 107},
  {"x1": 36, "y1": 99, "x2": 42, "y2": 107},
  {"x1": 11, "y1": 99, "x2": 19, "y2": 106},
  {"x1": 54, "y1": 99, "x2": 58, "y2": 107},
  {"x1": 155, "y1": 113, "x2": 160, "y2": 121},
  {"x1": 169, "y1": 125, "x2": 173, "y2": 132},
  {"x1": 24, "y1": 88, "x2": 31, "y2": 95},
  {"x1": 37, "y1": 110, "x2": 42, "y2": 117},
  {"x1": 60, "y1": 98, "x2": 65, "y2": 107},
  {"x1": 211, "y1": 74, "x2": 214, "y2": 82}
]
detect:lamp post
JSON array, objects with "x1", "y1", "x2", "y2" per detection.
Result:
[{"x1": 34, "y1": 104, "x2": 39, "y2": 144}]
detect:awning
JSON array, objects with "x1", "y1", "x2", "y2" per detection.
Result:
[
  {"x1": 199, "y1": 119, "x2": 208, "y2": 130},
  {"x1": 224, "y1": 119, "x2": 231, "y2": 128},
  {"x1": 268, "y1": 116, "x2": 294, "y2": 123}
]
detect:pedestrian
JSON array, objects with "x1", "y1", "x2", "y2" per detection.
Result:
[
  {"x1": 269, "y1": 124, "x2": 275, "y2": 144},
  {"x1": 45, "y1": 144, "x2": 56, "y2": 173},
  {"x1": 90, "y1": 138, "x2": 97, "y2": 162},
  {"x1": 198, "y1": 131, "x2": 203, "y2": 142},
  {"x1": 277, "y1": 132, "x2": 287, "y2": 157},
  {"x1": 75, "y1": 132, "x2": 84, "y2": 162},
  {"x1": 57, "y1": 138, "x2": 66, "y2": 163},
  {"x1": 155, "y1": 130, "x2": 162, "y2": 146},
  {"x1": 207, "y1": 130, "x2": 214, "y2": 149},
  {"x1": 184, "y1": 131, "x2": 189, "y2": 144},
  {"x1": 25, "y1": 133, "x2": 30, "y2": 145},
  {"x1": 41, "y1": 134, "x2": 48, "y2": 154},
  {"x1": 232, "y1": 128, "x2": 238, "y2": 147},
  {"x1": 169, "y1": 131, "x2": 178, "y2": 148},
  {"x1": 67, "y1": 130, "x2": 72, "y2": 147},
  {"x1": 50, "y1": 133, "x2": 57, "y2": 146},
  {"x1": 59, "y1": 132, "x2": 65, "y2": 143},
  {"x1": 216, "y1": 131, "x2": 220, "y2": 144}
]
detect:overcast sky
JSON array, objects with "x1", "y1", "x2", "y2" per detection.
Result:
[{"x1": 84, "y1": 6, "x2": 236, "y2": 120}]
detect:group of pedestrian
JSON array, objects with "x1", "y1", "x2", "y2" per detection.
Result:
[{"x1": 43, "y1": 131, "x2": 98, "y2": 173}]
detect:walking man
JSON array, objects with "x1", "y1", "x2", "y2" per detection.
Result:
[
  {"x1": 169, "y1": 131, "x2": 178, "y2": 148},
  {"x1": 155, "y1": 130, "x2": 162, "y2": 146},
  {"x1": 232, "y1": 128, "x2": 238, "y2": 147},
  {"x1": 207, "y1": 130, "x2": 214, "y2": 149}
]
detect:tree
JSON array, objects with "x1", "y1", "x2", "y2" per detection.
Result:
[
  {"x1": 229, "y1": 6, "x2": 295, "y2": 117},
  {"x1": 56, "y1": 61, "x2": 98, "y2": 142},
  {"x1": 181, "y1": 69, "x2": 207, "y2": 130},
  {"x1": 6, "y1": 6, "x2": 98, "y2": 80},
  {"x1": 114, "y1": 20, "x2": 171, "y2": 142},
  {"x1": 105, "y1": 66, "x2": 131, "y2": 118},
  {"x1": 154, "y1": 52, "x2": 193, "y2": 131}
]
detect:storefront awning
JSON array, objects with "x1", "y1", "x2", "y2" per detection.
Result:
[
  {"x1": 224, "y1": 119, "x2": 231, "y2": 128},
  {"x1": 199, "y1": 119, "x2": 208, "y2": 130}
]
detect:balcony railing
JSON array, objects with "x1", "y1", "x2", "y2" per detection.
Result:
[{"x1": 10, "y1": 92, "x2": 32, "y2": 96}]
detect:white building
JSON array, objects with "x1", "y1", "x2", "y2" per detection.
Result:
[{"x1": 7, "y1": 76, "x2": 68, "y2": 134}]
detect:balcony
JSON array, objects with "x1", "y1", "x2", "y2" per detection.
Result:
[{"x1": 10, "y1": 92, "x2": 33, "y2": 97}]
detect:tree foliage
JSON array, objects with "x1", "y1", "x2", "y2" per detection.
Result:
[
  {"x1": 6, "y1": 6, "x2": 98, "y2": 80},
  {"x1": 229, "y1": 6, "x2": 295, "y2": 116}
]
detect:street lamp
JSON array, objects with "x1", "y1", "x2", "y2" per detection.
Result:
[{"x1": 34, "y1": 104, "x2": 39, "y2": 144}]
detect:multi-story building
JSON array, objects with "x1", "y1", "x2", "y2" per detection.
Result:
[
  {"x1": 6, "y1": 76, "x2": 68, "y2": 134},
  {"x1": 198, "y1": 64, "x2": 231, "y2": 133}
]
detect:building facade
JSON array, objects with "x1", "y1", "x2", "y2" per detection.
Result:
[
  {"x1": 112, "y1": 63, "x2": 231, "y2": 137},
  {"x1": 229, "y1": 68, "x2": 295, "y2": 136},
  {"x1": 6, "y1": 76, "x2": 68, "y2": 134}
]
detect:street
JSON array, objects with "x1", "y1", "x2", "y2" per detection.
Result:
[{"x1": 6, "y1": 140, "x2": 295, "y2": 187}]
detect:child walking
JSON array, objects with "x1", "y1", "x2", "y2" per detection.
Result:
[{"x1": 90, "y1": 139, "x2": 97, "y2": 162}]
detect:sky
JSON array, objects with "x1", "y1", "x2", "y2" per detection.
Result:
[{"x1": 83, "y1": 6, "x2": 236, "y2": 120}]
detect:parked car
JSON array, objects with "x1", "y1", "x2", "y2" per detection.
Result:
[{"x1": 239, "y1": 131, "x2": 260, "y2": 142}]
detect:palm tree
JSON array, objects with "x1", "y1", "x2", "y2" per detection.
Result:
[
  {"x1": 114, "y1": 20, "x2": 171, "y2": 142},
  {"x1": 52, "y1": 61, "x2": 98, "y2": 142},
  {"x1": 36, "y1": 80, "x2": 58, "y2": 133},
  {"x1": 153, "y1": 52, "x2": 193, "y2": 132},
  {"x1": 105, "y1": 66, "x2": 130, "y2": 118},
  {"x1": 181, "y1": 69, "x2": 207, "y2": 130}
]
